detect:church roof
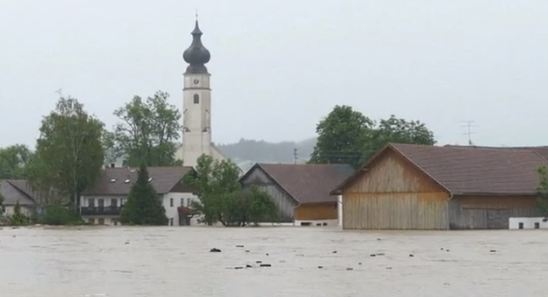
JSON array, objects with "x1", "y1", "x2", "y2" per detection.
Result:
[{"x1": 183, "y1": 20, "x2": 210, "y2": 74}]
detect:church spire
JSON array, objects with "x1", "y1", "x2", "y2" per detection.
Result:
[{"x1": 183, "y1": 20, "x2": 210, "y2": 74}]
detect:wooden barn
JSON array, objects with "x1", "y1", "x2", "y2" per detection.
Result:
[
  {"x1": 332, "y1": 143, "x2": 547, "y2": 230},
  {"x1": 240, "y1": 163, "x2": 354, "y2": 226}
]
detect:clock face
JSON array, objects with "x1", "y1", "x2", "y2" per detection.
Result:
[{"x1": 193, "y1": 79, "x2": 200, "y2": 85}]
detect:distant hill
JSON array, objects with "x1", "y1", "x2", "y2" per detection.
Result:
[{"x1": 217, "y1": 138, "x2": 316, "y2": 171}]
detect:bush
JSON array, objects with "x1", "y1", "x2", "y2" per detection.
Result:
[
  {"x1": 9, "y1": 201, "x2": 29, "y2": 226},
  {"x1": 39, "y1": 204, "x2": 83, "y2": 225}
]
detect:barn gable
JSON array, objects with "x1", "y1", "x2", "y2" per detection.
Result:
[
  {"x1": 341, "y1": 147, "x2": 450, "y2": 230},
  {"x1": 344, "y1": 148, "x2": 447, "y2": 194}
]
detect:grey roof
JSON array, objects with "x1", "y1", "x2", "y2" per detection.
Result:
[
  {"x1": 242, "y1": 163, "x2": 354, "y2": 204},
  {"x1": 0, "y1": 180, "x2": 36, "y2": 206},
  {"x1": 183, "y1": 20, "x2": 210, "y2": 74},
  {"x1": 335, "y1": 143, "x2": 548, "y2": 196},
  {"x1": 83, "y1": 166, "x2": 194, "y2": 196}
]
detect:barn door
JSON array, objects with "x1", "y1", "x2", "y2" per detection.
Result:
[{"x1": 486, "y1": 209, "x2": 511, "y2": 229}]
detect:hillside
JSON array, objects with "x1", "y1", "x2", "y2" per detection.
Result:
[{"x1": 217, "y1": 138, "x2": 316, "y2": 171}]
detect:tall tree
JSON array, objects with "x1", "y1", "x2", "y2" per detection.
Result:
[
  {"x1": 113, "y1": 91, "x2": 181, "y2": 166},
  {"x1": 310, "y1": 105, "x2": 374, "y2": 167},
  {"x1": 309, "y1": 106, "x2": 435, "y2": 168},
  {"x1": 28, "y1": 97, "x2": 104, "y2": 210},
  {"x1": 361, "y1": 115, "x2": 435, "y2": 163},
  {"x1": 0, "y1": 144, "x2": 32, "y2": 179},
  {"x1": 120, "y1": 165, "x2": 168, "y2": 225}
]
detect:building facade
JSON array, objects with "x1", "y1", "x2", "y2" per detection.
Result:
[
  {"x1": 241, "y1": 163, "x2": 353, "y2": 226},
  {"x1": 0, "y1": 180, "x2": 37, "y2": 217},
  {"x1": 176, "y1": 20, "x2": 224, "y2": 167},
  {"x1": 81, "y1": 166, "x2": 198, "y2": 226},
  {"x1": 334, "y1": 143, "x2": 545, "y2": 230}
]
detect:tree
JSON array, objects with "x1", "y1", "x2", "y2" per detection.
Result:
[
  {"x1": 0, "y1": 144, "x2": 32, "y2": 179},
  {"x1": 27, "y1": 97, "x2": 105, "y2": 211},
  {"x1": 185, "y1": 155, "x2": 277, "y2": 226},
  {"x1": 120, "y1": 165, "x2": 168, "y2": 225},
  {"x1": 309, "y1": 106, "x2": 435, "y2": 167},
  {"x1": 310, "y1": 105, "x2": 374, "y2": 167},
  {"x1": 112, "y1": 91, "x2": 181, "y2": 166},
  {"x1": 537, "y1": 166, "x2": 548, "y2": 216},
  {"x1": 9, "y1": 201, "x2": 28, "y2": 226},
  {"x1": 361, "y1": 115, "x2": 435, "y2": 163}
]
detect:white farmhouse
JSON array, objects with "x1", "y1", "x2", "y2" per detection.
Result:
[{"x1": 80, "y1": 166, "x2": 198, "y2": 226}]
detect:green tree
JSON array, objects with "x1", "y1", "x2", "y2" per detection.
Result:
[
  {"x1": 537, "y1": 166, "x2": 548, "y2": 216},
  {"x1": 27, "y1": 97, "x2": 105, "y2": 211},
  {"x1": 361, "y1": 115, "x2": 435, "y2": 163},
  {"x1": 185, "y1": 155, "x2": 277, "y2": 226},
  {"x1": 0, "y1": 144, "x2": 32, "y2": 179},
  {"x1": 113, "y1": 91, "x2": 181, "y2": 166},
  {"x1": 309, "y1": 106, "x2": 435, "y2": 167},
  {"x1": 9, "y1": 201, "x2": 28, "y2": 226},
  {"x1": 120, "y1": 165, "x2": 168, "y2": 225},
  {"x1": 310, "y1": 105, "x2": 374, "y2": 167}
]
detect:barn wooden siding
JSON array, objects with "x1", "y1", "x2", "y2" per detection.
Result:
[
  {"x1": 449, "y1": 196, "x2": 541, "y2": 229},
  {"x1": 240, "y1": 168, "x2": 296, "y2": 222},
  {"x1": 343, "y1": 150, "x2": 450, "y2": 230},
  {"x1": 294, "y1": 202, "x2": 337, "y2": 221}
]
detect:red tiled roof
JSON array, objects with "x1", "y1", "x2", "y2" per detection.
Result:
[{"x1": 247, "y1": 163, "x2": 354, "y2": 204}]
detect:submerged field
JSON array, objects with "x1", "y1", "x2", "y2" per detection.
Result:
[{"x1": 1, "y1": 226, "x2": 547, "y2": 297}]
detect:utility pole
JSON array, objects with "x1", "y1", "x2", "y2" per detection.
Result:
[{"x1": 293, "y1": 148, "x2": 298, "y2": 164}]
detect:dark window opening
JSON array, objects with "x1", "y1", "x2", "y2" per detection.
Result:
[
  {"x1": 193, "y1": 94, "x2": 199, "y2": 104},
  {"x1": 535, "y1": 222, "x2": 540, "y2": 229},
  {"x1": 518, "y1": 222, "x2": 524, "y2": 229},
  {"x1": 170, "y1": 198, "x2": 174, "y2": 207},
  {"x1": 300, "y1": 222, "x2": 311, "y2": 226}
]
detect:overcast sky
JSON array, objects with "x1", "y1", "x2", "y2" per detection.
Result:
[{"x1": 0, "y1": 0, "x2": 547, "y2": 148}]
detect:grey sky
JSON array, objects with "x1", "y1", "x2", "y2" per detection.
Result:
[{"x1": 0, "y1": 0, "x2": 547, "y2": 148}]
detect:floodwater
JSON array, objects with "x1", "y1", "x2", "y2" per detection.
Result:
[{"x1": 1, "y1": 227, "x2": 548, "y2": 297}]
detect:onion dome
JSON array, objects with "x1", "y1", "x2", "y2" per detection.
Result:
[{"x1": 183, "y1": 21, "x2": 210, "y2": 74}]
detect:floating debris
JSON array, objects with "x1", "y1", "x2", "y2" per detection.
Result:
[
  {"x1": 245, "y1": 250, "x2": 250, "y2": 253},
  {"x1": 236, "y1": 245, "x2": 244, "y2": 248},
  {"x1": 234, "y1": 266, "x2": 244, "y2": 270},
  {"x1": 409, "y1": 254, "x2": 414, "y2": 257},
  {"x1": 259, "y1": 264, "x2": 271, "y2": 267},
  {"x1": 490, "y1": 249, "x2": 497, "y2": 253},
  {"x1": 256, "y1": 260, "x2": 262, "y2": 264},
  {"x1": 346, "y1": 267, "x2": 354, "y2": 271},
  {"x1": 246, "y1": 264, "x2": 253, "y2": 268},
  {"x1": 210, "y1": 248, "x2": 221, "y2": 253},
  {"x1": 376, "y1": 253, "x2": 385, "y2": 256},
  {"x1": 370, "y1": 254, "x2": 376, "y2": 257},
  {"x1": 317, "y1": 266, "x2": 323, "y2": 269},
  {"x1": 332, "y1": 251, "x2": 338, "y2": 254}
]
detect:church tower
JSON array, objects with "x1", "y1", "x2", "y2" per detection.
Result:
[{"x1": 180, "y1": 20, "x2": 224, "y2": 167}]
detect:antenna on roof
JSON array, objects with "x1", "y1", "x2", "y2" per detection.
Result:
[{"x1": 461, "y1": 120, "x2": 476, "y2": 146}]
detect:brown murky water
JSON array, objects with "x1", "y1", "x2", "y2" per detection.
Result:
[{"x1": 1, "y1": 226, "x2": 547, "y2": 297}]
